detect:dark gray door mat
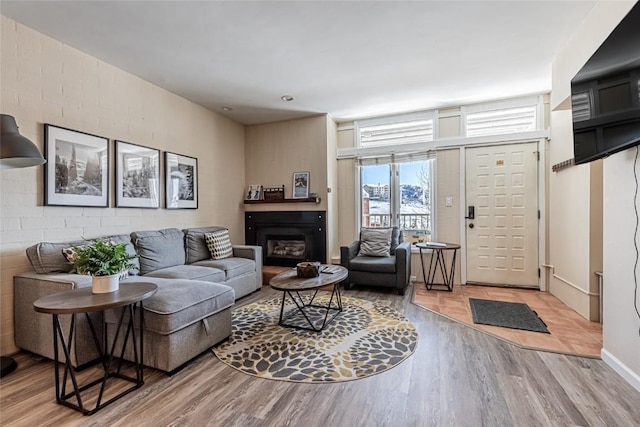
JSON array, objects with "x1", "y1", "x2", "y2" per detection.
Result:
[{"x1": 469, "y1": 298, "x2": 550, "y2": 333}]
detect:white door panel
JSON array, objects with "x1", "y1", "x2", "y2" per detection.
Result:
[{"x1": 465, "y1": 143, "x2": 538, "y2": 287}]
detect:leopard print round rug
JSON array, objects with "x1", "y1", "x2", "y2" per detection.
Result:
[{"x1": 212, "y1": 295, "x2": 418, "y2": 383}]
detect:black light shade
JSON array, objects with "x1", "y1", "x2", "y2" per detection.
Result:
[{"x1": 0, "y1": 114, "x2": 46, "y2": 169}]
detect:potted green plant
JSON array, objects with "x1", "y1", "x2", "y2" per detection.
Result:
[{"x1": 70, "y1": 240, "x2": 138, "y2": 294}]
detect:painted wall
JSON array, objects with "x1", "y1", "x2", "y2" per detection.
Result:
[
  {"x1": 0, "y1": 16, "x2": 246, "y2": 355},
  {"x1": 243, "y1": 115, "x2": 339, "y2": 260},
  {"x1": 550, "y1": 1, "x2": 639, "y2": 385},
  {"x1": 244, "y1": 115, "x2": 329, "y2": 211},
  {"x1": 603, "y1": 149, "x2": 640, "y2": 384}
]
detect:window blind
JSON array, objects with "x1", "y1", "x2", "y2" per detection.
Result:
[{"x1": 466, "y1": 106, "x2": 537, "y2": 137}]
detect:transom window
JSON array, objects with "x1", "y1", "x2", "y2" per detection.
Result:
[
  {"x1": 465, "y1": 105, "x2": 537, "y2": 137},
  {"x1": 356, "y1": 111, "x2": 435, "y2": 148}
]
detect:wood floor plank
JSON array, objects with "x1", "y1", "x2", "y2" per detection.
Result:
[{"x1": 1, "y1": 284, "x2": 639, "y2": 426}]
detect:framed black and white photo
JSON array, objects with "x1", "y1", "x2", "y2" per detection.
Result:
[
  {"x1": 115, "y1": 140, "x2": 160, "y2": 208},
  {"x1": 246, "y1": 184, "x2": 262, "y2": 200},
  {"x1": 165, "y1": 152, "x2": 198, "y2": 209},
  {"x1": 44, "y1": 124, "x2": 109, "y2": 207},
  {"x1": 292, "y1": 171, "x2": 309, "y2": 199}
]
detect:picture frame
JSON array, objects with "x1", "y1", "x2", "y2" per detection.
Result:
[
  {"x1": 292, "y1": 171, "x2": 310, "y2": 199},
  {"x1": 246, "y1": 184, "x2": 262, "y2": 200},
  {"x1": 115, "y1": 140, "x2": 160, "y2": 208},
  {"x1": 44, "y1": 124, "x2": 109, "y2": 207},
  {"x1": 165, "y1": 152, "x2": 198, "y2": 209}
]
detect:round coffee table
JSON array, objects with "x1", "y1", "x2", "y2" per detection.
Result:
[{"x1": 269, "y1": 264, "x2": 348, "y2": 332}]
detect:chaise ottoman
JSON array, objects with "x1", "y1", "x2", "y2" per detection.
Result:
[{"x1": 104, "y1": 277, "x2": 235, "y2": 373}]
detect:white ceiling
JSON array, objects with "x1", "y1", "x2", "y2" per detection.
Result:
[{"x1": 1, "y1": 1, "x2": 598, "y2": 125}]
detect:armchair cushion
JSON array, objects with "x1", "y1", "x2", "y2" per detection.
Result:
[
  {"x1": 350, "y1": 255, "x2": 397, "y2": 273},
  {"x1": 359, "y1": 227, "x2": 392, "y2": 257}
]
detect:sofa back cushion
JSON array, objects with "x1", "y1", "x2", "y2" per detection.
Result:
[
  {"x1": 26, "y1": 240, "x2": 87, "y2": 274},
  {"x1": 183, "y1": 226, "x2": 228, "y2": 264},
  {"x1": 131, "y1": 228, "x2": 185, "y2": 275}
]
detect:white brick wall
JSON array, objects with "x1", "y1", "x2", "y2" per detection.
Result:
[{"x1": 0, "y1": 16, "x2": 247, "y2": 355}]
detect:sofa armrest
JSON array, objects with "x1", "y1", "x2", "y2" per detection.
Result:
[
  {"x1": 340, "y1": 241, "x2": 360, "y2": 269},
  {"x1": 395, "y1": 241, "x2": 411, "y2": 289},
  {"x1": 232, "y1": 245, "x2": 263, "y2": 290},
  {"x1": 14, "y1": 272, "x2": 98, "y2": 366}
]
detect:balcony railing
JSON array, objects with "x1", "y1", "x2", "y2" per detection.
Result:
[{"x1": 363, "y1": 213, "x2": 431, "y2": 231}]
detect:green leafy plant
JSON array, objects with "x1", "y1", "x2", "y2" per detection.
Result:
[{"x1": 70, "y1": 240, "x2": 138, "y2": 277}]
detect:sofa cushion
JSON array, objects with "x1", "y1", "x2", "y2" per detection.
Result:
[
  {"x1": 192, "y1": 257, "x2": 255, "y2": 280},
  {"x1": 131, "y1": 228, "x2": 185, "y2": 275},
  {"x1": 144, "y1": 265, "x2": 225, "y2": 283},
  {"x1": 359, "y1": 228, "x2": 392, "y2": 257},
  {"x1": 350, "y1": 255, "x2": 397, "y2": 273},
  {"x1": 108, "y1": 278, "x2": 235, "y2": 335},
  {"x1": 183, "y1": 226, "x2": 227, "y2": 264},
  {"x1": 26, "y1": 240, "x2": 87, "y2": 274},
  {"x1": 204, "y1": 230, "x2": 233, "y2": 260}
]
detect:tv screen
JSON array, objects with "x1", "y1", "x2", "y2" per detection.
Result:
[{"x1": 571, "y1": 3, "x2": 640, "y2": 165}]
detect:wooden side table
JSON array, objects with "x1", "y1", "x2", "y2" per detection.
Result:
[
  {"x1": 416, "y1": 242, "x2": 460, "y2": 292},
  {"x1": 34, "y1": 282, "x2": 157, "y2": 415}
]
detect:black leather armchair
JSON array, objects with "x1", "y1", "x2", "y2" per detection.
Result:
[{"x1": 340, "y1": 229, "x2": 411, "y2": 295}]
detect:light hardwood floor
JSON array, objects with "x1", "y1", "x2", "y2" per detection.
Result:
[{"x1": 1, "y1": 284, "x2": 639, "y2": 427}]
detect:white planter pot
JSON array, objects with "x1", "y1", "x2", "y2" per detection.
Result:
[{"x1": 92, "y1": 274, "x2": 120, "y2": 294}]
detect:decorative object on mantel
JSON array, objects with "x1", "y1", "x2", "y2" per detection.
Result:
[
  {"x1": 44, "y1": 124, "x2": 109, "y2": 207},
  {"x1": 292, "y1": 171, "x2": 310, "y2": 198},
  {"x1": 165, "y1": 151, "x2": 198, "y2": 209},
  {"x1": 115, "y1": 140, "x2": 160, "y2": 208},
  {"x1": 246, "y1": 184, "x2": 262, "y2": 200},
  {"x1": 552, "y1": 158, "x2": 575, "y2": 172},
  {"x1": 263, "y1": 185, "x2": 285, "y2": 200},
  {"x1": 213, "y1": 296, "x2": 418, "y2": 383},
  {"x1": 66, "y1": 240, "x2": 139, "y2": 294},
  {"x1": 0, "y1": 114, "x2": 46, "y2": 169}
]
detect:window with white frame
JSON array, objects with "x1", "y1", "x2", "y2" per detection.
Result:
[{"x1": 359, "y1": 154, "x2": 434, "y2": 243}]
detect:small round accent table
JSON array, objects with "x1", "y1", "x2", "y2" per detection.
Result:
[
  {"x1": 416, "y1": 242, "x2": 461, "y2": 292},
  {"x1": 34, "y1": 282, "x2": 157, "y2": 416},
  {"x1": 270, "y1": 265, "x2": 348, "y2": 332}
]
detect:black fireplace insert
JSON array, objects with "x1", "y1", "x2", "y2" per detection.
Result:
[{"x1": 245, "y1": 211, "x2": 326, "y2": 266}]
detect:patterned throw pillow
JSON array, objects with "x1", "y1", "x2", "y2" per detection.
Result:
[
  {"x1": 359, "y1": 227, "x2": 393, "y2": 257},
  {"x1": 61, "y1": 247, "x2": 78, "y2": 263},
  {"x1": 204, "y1": 230, "x2": 233, "y2": 260}
]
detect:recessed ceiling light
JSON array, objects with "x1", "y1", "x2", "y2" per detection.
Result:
[
  {"x1": 281, "y1": 95, "x2": 294, "y2": 102},
  {"x1": 222, "y1": 106, "x2": 233, "y2": 112}
]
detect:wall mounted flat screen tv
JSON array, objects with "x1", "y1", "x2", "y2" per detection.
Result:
[{"x1": 571, "y1": 2, "x2": 640, "y2": 165}]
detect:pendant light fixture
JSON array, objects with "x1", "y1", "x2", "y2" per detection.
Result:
[
  {"x1": 0, "y1": 114, "x2": 45, "y2": 377},
  {"x1": 0, "y1": 114, "x2": 46, "y2": 169}
]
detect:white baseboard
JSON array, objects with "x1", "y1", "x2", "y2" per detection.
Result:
[{"x1": 601, "y1": 348, "x2": 640, "y2": 392}]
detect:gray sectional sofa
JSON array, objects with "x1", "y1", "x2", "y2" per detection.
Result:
[{"x1": 14, "y1": 226, "x2": 262, "y2": 373}]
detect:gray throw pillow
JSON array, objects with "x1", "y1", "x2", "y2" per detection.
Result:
[{"x1": 359, "y1": 228, "x2": 393, "y2": 257}]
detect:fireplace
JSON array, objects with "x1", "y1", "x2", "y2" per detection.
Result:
[{"x1": 245, "y1": 211, "x2": 326, "y2": 266}]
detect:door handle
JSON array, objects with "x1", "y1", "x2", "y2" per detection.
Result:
[{"x1": 465, "y1": 206, "x2": 475, "y2": 220}]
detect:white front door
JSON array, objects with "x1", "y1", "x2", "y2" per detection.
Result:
[{"x1": 465, "y1": 142, "x2": 539, "y2": 287}]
